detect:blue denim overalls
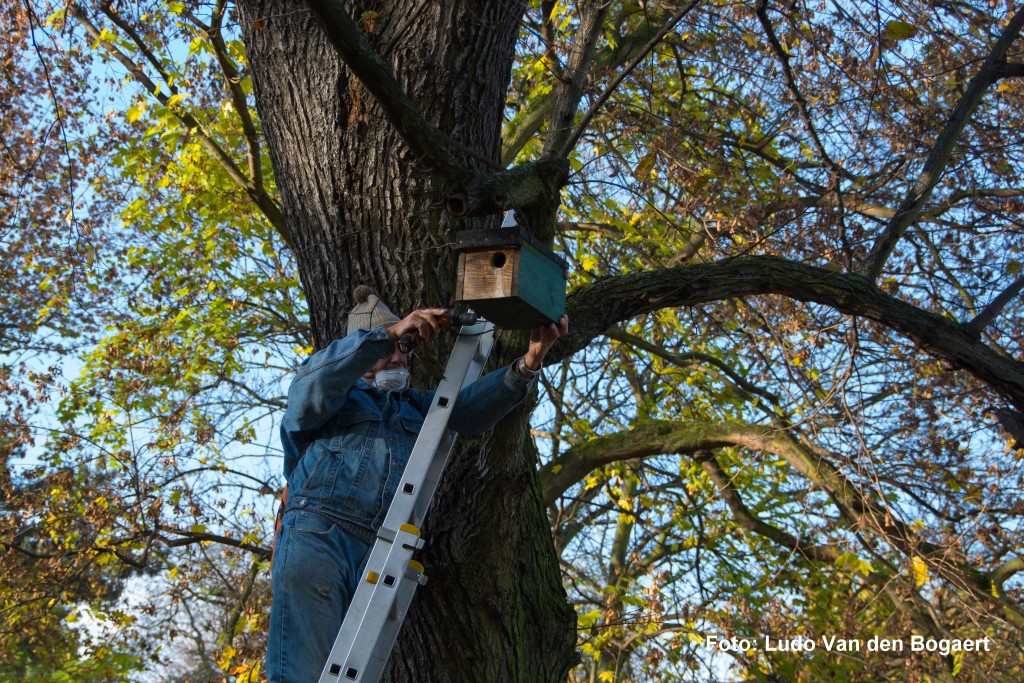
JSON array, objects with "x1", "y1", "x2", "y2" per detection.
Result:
[{"x1": 266, "y1": 326, "x2": 533, "y2": 682}]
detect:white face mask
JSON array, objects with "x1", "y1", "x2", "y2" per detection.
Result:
[{"x1": 372, "y1": 367, "x2": 409, "y2": 392}]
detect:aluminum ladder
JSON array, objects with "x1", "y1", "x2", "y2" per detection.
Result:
[{"x1": 316, "y1": 319, "x2": 495, "y2": 682}]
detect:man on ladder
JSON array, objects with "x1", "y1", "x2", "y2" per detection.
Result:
[{"x1": 266, "y1": 285, "x2": 568, "y2": 683}]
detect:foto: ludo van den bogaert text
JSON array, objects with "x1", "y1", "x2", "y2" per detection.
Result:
[{"x1": 705, "y1": 634, "x2": 992, "y2": 658}]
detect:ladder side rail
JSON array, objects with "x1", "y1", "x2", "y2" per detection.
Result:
[
  {"x1": 316, "y1": 524, "x2": 422, "y2": 681},
  {"x1": 379, "y1": 322, "x2": 494, "y2": 532},
  {"x1": 410, "y1": 430, "x2": 456, "y2": 527},
  {"x1": 347, "y1": 562, "x2": 422, "y2": 683},
  {"x1": 354, "y1": 325, "x2": 496, "y2": 680},
  {"x1": 405, "y1": 325, "x2": 494, "y2": 527}
]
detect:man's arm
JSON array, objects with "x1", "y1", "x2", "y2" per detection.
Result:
[
  {"x1": 282, "y1": 307, "x2": 449, "y2": 435},
  {"x1": 445, "y1": 314, "x2": 570, "y2": 435},
  {"x1": 281, "y1": 327, "x2": 393, "y2": 435},
  {"x1": 445, "y1": 364, "x2": 534, "y2": 435}
]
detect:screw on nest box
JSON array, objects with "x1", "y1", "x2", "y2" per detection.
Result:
[{"x1": 453, "y1": 210, "x2": 568, "y2": 329}]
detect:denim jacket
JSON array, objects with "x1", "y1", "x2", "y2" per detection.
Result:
[{"x1": 279, "y1": 326, "x2": 534, "y2": 533}]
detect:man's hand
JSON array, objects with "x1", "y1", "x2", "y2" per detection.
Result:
[
  {"x1": 386, "y1": 308, "x2": 448, "y2": 348},
  {"x1": 523, "y1": 314, "x2": 569, "y2": 371}
]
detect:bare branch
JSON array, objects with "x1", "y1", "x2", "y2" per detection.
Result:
[
  {"x1": 98, "y1": 2, "x2": 177, "y2": 90},
  {"x1": 783, "y1": 186, "x2": 1024, "y2": 225},
  {"x1": 754, "y1": 0, "x2": 851, "y2": 182},
  {"x1": 698, "y1": 452, "x2": 841, "y2": 563},
  {"x1": 965, "y1": 275, "x2": 1024, "y2": 338},
  {"x1": 605, "y1": 326, "x2": 784, "y2": 407},
  {"x1": 860, "y1": 7, "x2": 1024, "y2": 281}
]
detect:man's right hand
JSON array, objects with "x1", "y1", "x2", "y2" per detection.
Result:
[{"x1": 386, "y1": 308, "x2": 448, "y2": 348}]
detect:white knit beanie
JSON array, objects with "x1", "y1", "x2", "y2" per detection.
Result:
[{"x1": 347, "y1": 285, "x2": 400, "y2": 335}]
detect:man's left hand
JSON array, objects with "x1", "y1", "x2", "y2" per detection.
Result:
[{"x1": 523, "y1": 314, "x2": 569, "y2": 371}]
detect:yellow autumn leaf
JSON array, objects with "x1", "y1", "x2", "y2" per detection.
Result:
[
  {"x1": 911, "y1": 556, "x2": 929, "y2": 587},
  {"x1": 228, "y1": 664, "x2": 249, "y2": 675},
  {"x1": 126, "y1": 102, "x2": 146, "y2": 123},
  {"x1": 217, "y1": 644, "x2": 236, "y2": 670}
]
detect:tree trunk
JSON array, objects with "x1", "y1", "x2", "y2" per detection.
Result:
[{"x1": 236, "y1": 1, "x2": 577, "y2": 680}]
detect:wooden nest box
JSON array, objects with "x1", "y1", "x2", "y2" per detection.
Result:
[{"x1": 454, "y1": 214, "x2": 568, "y2": 329}]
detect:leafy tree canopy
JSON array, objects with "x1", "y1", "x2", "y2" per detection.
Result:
[{"x1": 3, "y1": 1, "x2": 1024, "y2": 681}]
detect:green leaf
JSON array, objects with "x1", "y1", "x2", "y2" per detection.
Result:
[
  {"x1": 577, "y1": 608, "x2": 602, "y2": 630},
  {"x1": 835, "y1": 551, "x2": 873, "y2": 576},
  {"x1": 883, "y1": 20, "x2": 918, "y2": 41},
  {"x1": 634, "y1": 152, "x2": 657, "y2": 179},
  {"x1": 126, "y1": 102, "x2": 146, "y2": 123}
]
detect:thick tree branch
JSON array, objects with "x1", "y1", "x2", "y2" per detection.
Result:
[
  {"x1": 303, "y1": 0, "x2": 468, "y2": 181},
  {"x1": 156, "y1": 524, "x2": 270, "y2": 558},
  {"x1": 221, "y1": 559, "x2": 262, "y2": 654},
  {"x1": 444, "y1": 157, "x2": 570, "y2": 217},
  {"x1": 992, "y1": 556, "x2": 1024, "y2": 589},
  {"x1": 1002, "y1": 62, "x2": 1024, "y2": 78},
  {"x1": 860, "y1": 7, "x2": 1024, "y2": 281},
  {"x1": 504, "y1": 3, "x2": 685, "y2": 164},
  {"x1": 540, "y1": 419, "x2": 793, "y2": 505},
  {"x1": 541, "y1": 420, "x2": 1024, "y2": 627},
  {"x1": 542, "y1": 0, "x2": 611, "y2": 158},
  {"x1": 183, "y1": 1, "x2": 266, "y2": 193},
  {"x1": 554, "y1": 255, "x2": 1024, "y2": 411},
  {"x1": 503, "y1": 96, "x2": 557, "y2": 167}
]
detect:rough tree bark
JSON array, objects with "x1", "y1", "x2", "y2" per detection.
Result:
[{"x1": 235, "y1": 1, "x2": 577, "y2": 680}]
